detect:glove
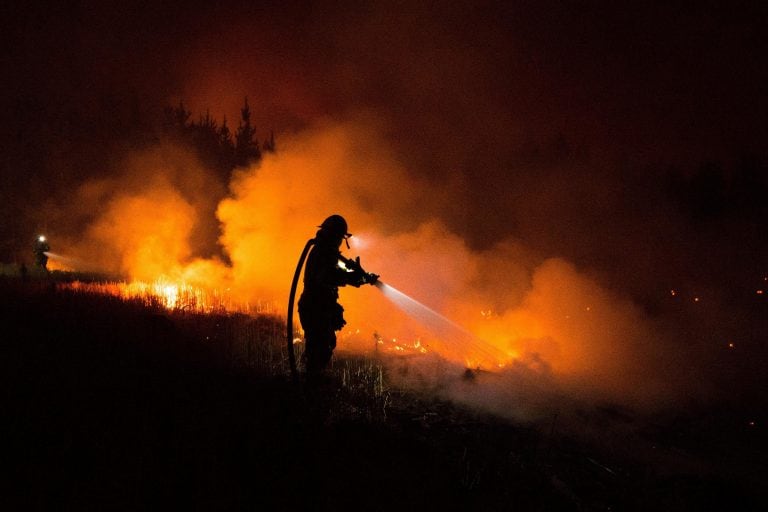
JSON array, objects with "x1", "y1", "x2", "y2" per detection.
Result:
[{"x1": 349, "y1": 267, "x2": 366, "y2": 287}]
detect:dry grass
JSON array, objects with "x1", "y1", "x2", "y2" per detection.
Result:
[{"x1": 3, "y1": 275, "x2": 765, "y2": 510}]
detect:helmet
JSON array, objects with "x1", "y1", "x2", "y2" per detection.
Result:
[{"x1": 318, "y1": 214, "x2": 351, "y2": 239}]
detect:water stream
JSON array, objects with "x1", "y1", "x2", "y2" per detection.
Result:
[{"x1": 375, "y1": 281, "x2": 506, "y2": 367}]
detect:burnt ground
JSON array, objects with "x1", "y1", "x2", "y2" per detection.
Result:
[{"x1": 2, "y1": 278, "x2": 767, "y2": 511}]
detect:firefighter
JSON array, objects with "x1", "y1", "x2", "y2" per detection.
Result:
[
  {"x1": 298, "y1": 215, "x2": 377, "y2": 378},
  {"x1": 33, "y1": 235, "x2": 50, "y2": 271}
]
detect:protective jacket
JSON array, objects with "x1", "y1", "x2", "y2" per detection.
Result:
[{"x1": 298, "y1": 240, "x2": 360, "y2": 332}]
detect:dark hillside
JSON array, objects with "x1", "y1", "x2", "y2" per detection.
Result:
[{"x1": 2, "y1": 280, "x2": 765, "y2": 510}]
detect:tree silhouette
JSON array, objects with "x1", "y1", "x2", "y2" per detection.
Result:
[
  {"x1": 234, "y1": 97, "x2": 261, "y2": 167},
  {"x1": 217, "y1": 116, "x2": 236, "y2": 171},
  {"x1": 160, "y1": 98, "x2": 273, "y2": 179},
  {"x1": 162, "y1": 101, "x2": 192, "y2": 135}
]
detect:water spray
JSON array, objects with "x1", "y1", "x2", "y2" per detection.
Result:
[
  {"x1": 286, "y1": 234, "x2": 504, "y2": 382},
  {"x1": 374, "y1": 281, "x2": 507, "y2": 369},
  {"x1": 43, "y1": 251, "x2": 83, "y2": 268}
]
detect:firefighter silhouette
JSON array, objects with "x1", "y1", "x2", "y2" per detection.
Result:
[
  {"x1": 298, "y1": 215, "x2": 378, "y2": 377},
  {"x1": 33, "y1": 235, "x2": 50, "y2": 271}
]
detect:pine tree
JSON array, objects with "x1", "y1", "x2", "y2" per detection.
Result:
[
  {"x1": 234, "y1": 97, "x2": 261, "y2": 167},
  {"x1": 159, "y1": 98, "x2": 272, "y2": 176},
  {"x1": 218, "y1": 116, "x2": 233, "y2": 148},
  {"x1": 217, "y1": 116, "x2": 235, "y2": 174},
  {"x1": 162, "y1": 101, "x2": 191, "y2": 134},
  {"x1": 191, "y1": 109, "x2": 227, "y2": 177}
]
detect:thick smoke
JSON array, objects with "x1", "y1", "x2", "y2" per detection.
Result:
[
  {"x1": 53, "y1": 116, "x2": 689, "y2": 419},
  {"x1": 20, "y1": 0, "x2": 764, "y2": 421},
  {"x1": 56, "y1": 143, "x2": 231, "y2": 288},
  {"x1": 216, "y1": 117, "x2": 442, "y2": 303}
]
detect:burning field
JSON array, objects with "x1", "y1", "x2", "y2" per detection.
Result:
[
  {"x1": 5, "y1": 141, "x2": 768, "y2": 511},
  {"x1": 6, "y1": 106, "x2": 766, "y2": 511},
  {"x1": 3, "y1": 1, "x2": 768, "y2": 509},
  {"x1": 36, "y1": 123, "x2": 643, "y2": 412},
  {"x1": 4, "y1": 263, "x2": 767, "y2": 509},
  {"x1": 36, "y1": 118, "x2": 765, "y2": 421}
]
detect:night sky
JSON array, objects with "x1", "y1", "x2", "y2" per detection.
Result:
[{"x1": 2, "y1": 0, "x2": 766, "y2": 307}]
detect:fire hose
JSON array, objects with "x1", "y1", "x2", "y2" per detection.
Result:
[{"x1": 286, "y1": 238, "x2": 315, "y2": 382}]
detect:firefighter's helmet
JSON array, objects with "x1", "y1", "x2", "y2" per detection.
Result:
[{"x1": 318, "y1": 215, "x2": 351, "y2": 239}]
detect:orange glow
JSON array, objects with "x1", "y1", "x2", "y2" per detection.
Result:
[
  {"x1": 52, "y1": 120, "x2": 668, "y2": 406},
  {"x1": 46, "y1": 258, "x2": 73, "y2": 272}
]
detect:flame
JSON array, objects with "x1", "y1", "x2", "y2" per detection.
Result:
[
  {"x1": 50, "y1": 122, "x2": 671, "y2": 405},
  {"x1": 61, "y1": 278, "x2": 258, "y2": 314}
]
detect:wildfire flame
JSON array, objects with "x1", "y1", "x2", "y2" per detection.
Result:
[
  {"x1": 47, "y1": 122, "x2": 687, "y2": 405},
  {"x1": 61, "y1": 278, "x2": 260, "y2": 314}
]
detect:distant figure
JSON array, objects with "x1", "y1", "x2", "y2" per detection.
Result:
[
  {"x1": 33, "y1": 235, "x2": 50, "y2": 271},
  {"x1": 298, "y1": 215, "x2": 378, "y2": 378},
  {"x1": 19, "y1": 262, "x2": 29, "y2": 282}
]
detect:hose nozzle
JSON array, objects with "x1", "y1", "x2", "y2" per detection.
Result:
[{"x1": 340, "y1": 255, "x2": 379, "y2": 287}]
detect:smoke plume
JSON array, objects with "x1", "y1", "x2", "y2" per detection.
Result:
[
  {"x1": 4, "y1": 0, "x2": 765, "y2": 425},
  {"x1": 50, "y1": 115, "x2": 698, "y2": 420}
]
